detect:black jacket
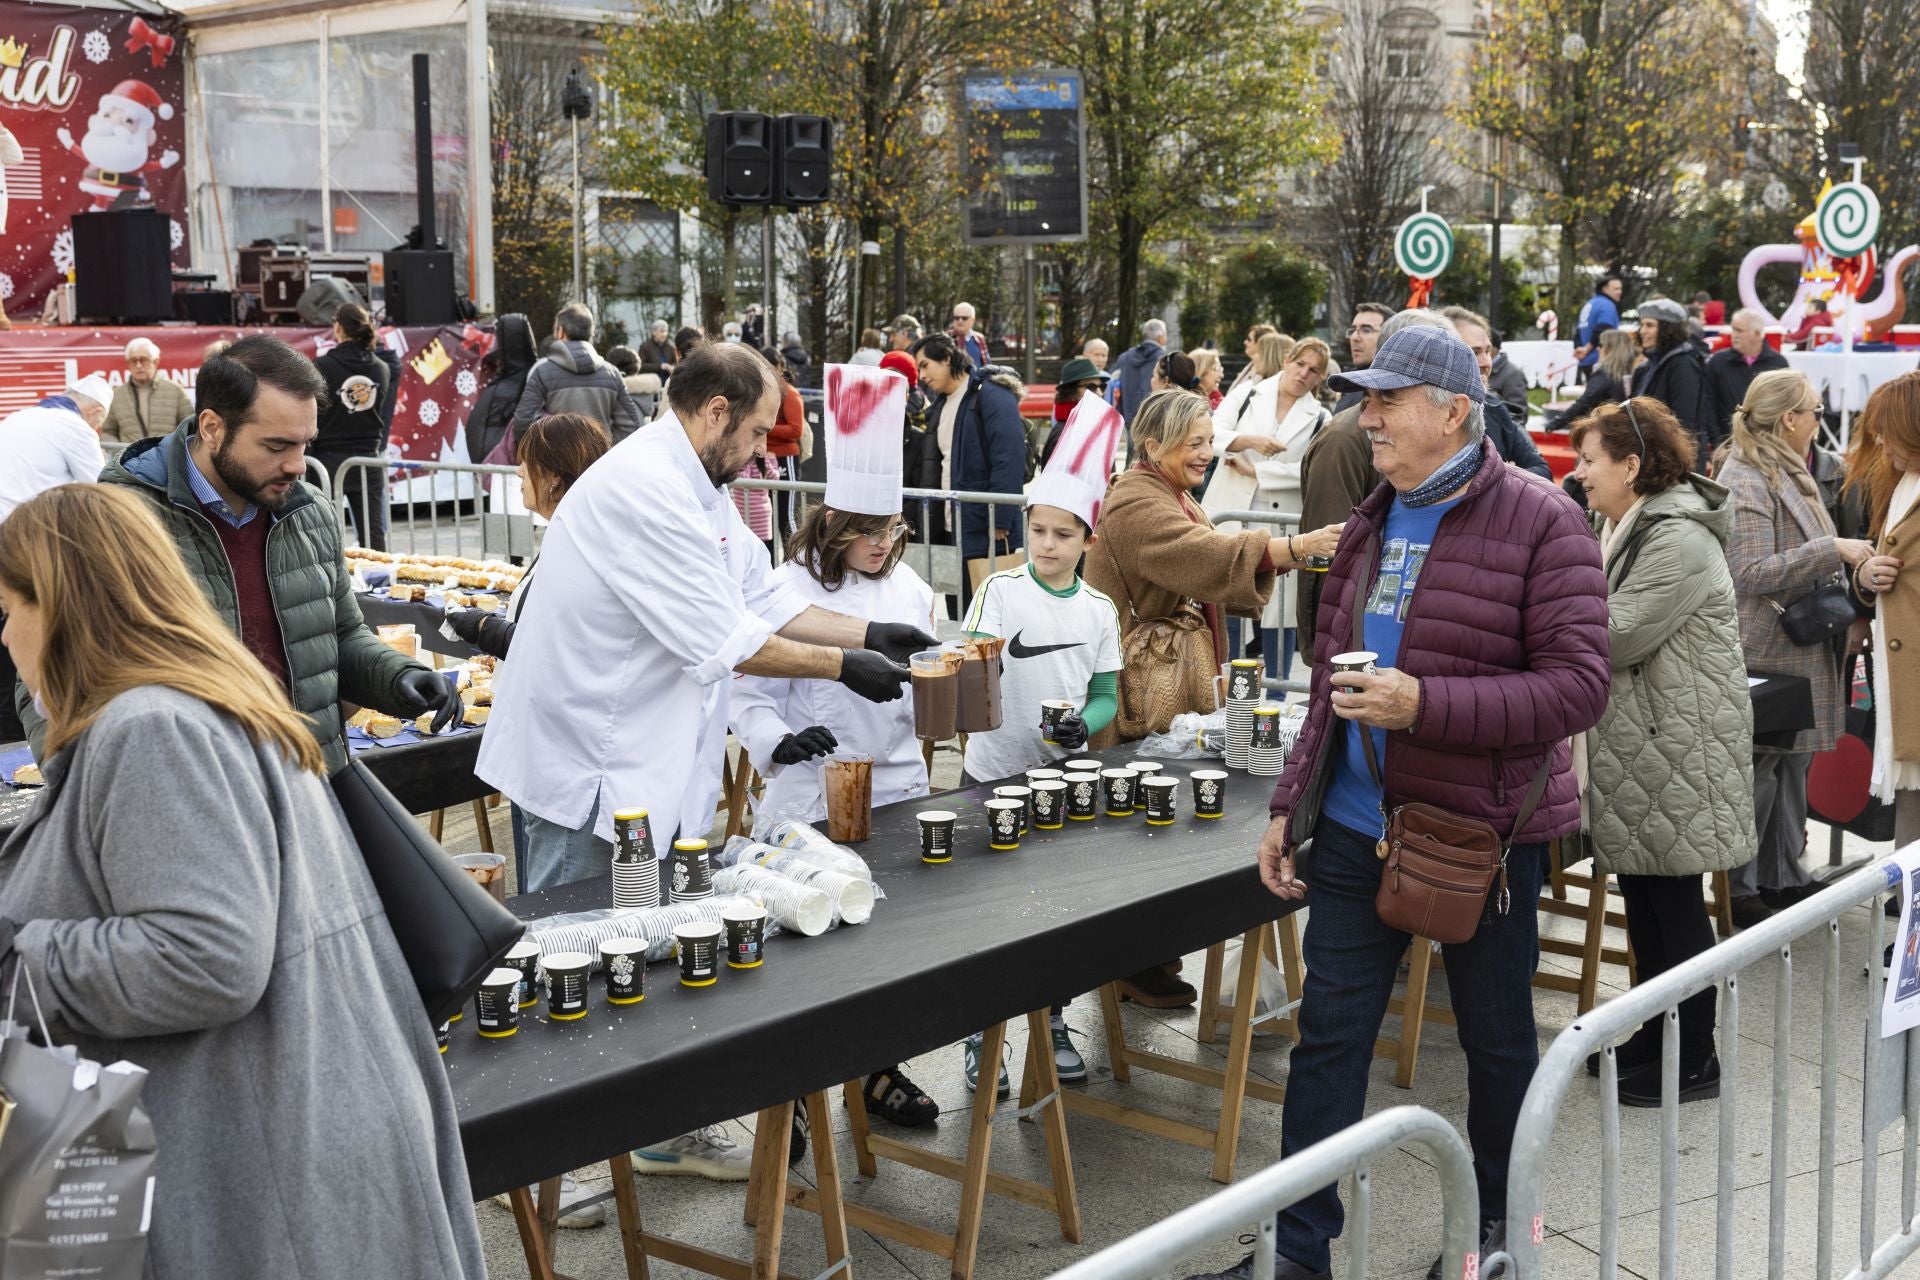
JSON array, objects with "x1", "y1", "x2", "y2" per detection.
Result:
[
  {"x1": 1485, "y1": 399, "x2": 1552, "y2": 479},
  {"x1": 1487, "y1": 353, "x2": 1532, "y2": 424},
  {"x1": 1704, "y1": 345, "x2": 1789, "y2": 447},
  {"x1": 1633, "y1": 342, "x2": 1712, "y2": 461},
  {"x1": 511, "y1": 338, "x2": 643, "y2": 442},
  {"x1": 637, "y1": 336, "x2": 676, "y2": 380},
  {"x1": 467, "y1": 314, "x2": 537, "y2": 463},
  {"x1": 313, "y1": 342, "x2": 393, "y2": 457},
  {"x1": 1546, "y1": 368, "x2": 1627, "y2": 432}
]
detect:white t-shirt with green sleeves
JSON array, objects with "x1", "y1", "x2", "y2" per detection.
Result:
[{"x1": 961, "y1": 564, "x2": 1123, "y2": 783}]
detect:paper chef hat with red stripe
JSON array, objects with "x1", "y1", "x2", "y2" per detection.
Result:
[
  {"x1": 824, "y1": 363, "x2": 908, "y2": 516},
  {"x1": 1027, "y1": 394, "x2": 1123, "y2": 530}
]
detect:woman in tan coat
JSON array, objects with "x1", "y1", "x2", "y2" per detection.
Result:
[{"x1": 1085, "y1": 388, "x2": 1341, "y2": 728}]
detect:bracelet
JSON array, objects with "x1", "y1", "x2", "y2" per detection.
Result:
[{"x1": 1286, "y1": 535, "x2": 1297, "y2": 561}]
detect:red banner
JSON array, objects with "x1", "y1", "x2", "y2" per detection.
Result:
[
  {"x1": 0, "y1": 323, "x2": 495, "y2": 462},
  {"x1": 0, "y1": 4, "x2": 188, "y2": 321}
]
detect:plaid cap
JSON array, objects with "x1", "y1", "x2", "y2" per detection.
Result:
[
  {"x1": 1637, "y1": 297, "x2": 1687, "y2": 325},
  {"x1": 1326, "y1": 325, "x2": 1486, "y2": 403}
]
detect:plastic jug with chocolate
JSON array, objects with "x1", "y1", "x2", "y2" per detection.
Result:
[
  {"x1": 955, "y1": 637, "x2": 1005, "y2": 733},
  {"x1": 911, "y1": 648, "x2": 962, "y2": 741}
]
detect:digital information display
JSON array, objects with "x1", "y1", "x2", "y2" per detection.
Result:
[{"x1": 960, "y1": 69, "x2": 1088, "y2": 245}]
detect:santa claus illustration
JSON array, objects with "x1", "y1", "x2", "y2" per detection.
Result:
[{"x1": 55, "y1": 80, "x2": 180, "y2": 211}]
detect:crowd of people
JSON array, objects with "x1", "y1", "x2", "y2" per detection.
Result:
[{"x1": 0, "y1": 278, "x2": 1908, "y2": 1278}]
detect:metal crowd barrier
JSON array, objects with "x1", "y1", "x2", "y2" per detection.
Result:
[
  {"x1": 331, "y1": 456, "x2": 528, "y2": 560},
  {"x1": 1209, "y1": 508, "x2": 1307, "y2": 695},
  {"x1": 1494, "y1": 855, "x2": 1918, "y2": 1279},
  {"x1": 1047, "y1": 1106, "x2": 1479, "y2": 1280}
]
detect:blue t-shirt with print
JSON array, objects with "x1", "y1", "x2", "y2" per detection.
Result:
[
  {"x1": 1321, "y1": 494, "x2": 1463, "y2": 838},
  {"x1": 1575, "y1": 294, "x2": 1619, "y2": 367}
]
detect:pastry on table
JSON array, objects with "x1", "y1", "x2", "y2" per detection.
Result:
[
  {"x1": 386, "y1": 584, "x2": 412, "y2": 601},
  {"x1": 461, "y1": 704, "x2": 489, "y2": 727},
  {"x1": 472, "y1": 594, "x2": 501, "y2": 614},
  {"x1": 413, "y1": 712, "x2": 442, "y2": 736},
  {"x1": 346, "y1": 707, "x2": 375, "y2": 731},
  {"x1": 12, "y1": 764, "x2": 43, "y2": 786},
  {"x1": 469, "y1": 654, "x2": 497, "y2": 673},
  {"x1": 365, "y1": 713, "x2": 404, "y2": 739}
]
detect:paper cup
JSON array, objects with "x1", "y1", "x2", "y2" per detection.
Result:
[
  {"x1": 1026, "y1": 766, "x2": 1065, "y2": 790},
  {"x1": 1252, "y1": 706, "x2": 1282, "y2": 749},
  {"x1": 1063, "y1": 772, "x2": 1099, "y2": 821},
  {"x1": 986, "y1": 798, "x2": 1023, "y2": 850},
  {"x1": 675, "y1": 922, "x2": 723, "y2": 987},
  {"x1": 918, "y1": 810, "x2": 958, "y2": 863},
  {"x1": 670, "y1": 838, "x2": 714, "y2": 902},
  {"x1": 503, "y1": 937, "x2": 542, "y2": 1009},
  {"x1": 994, "y1": 785, "x2": 1032, "y2": 836},
  {"x1": 543, "y1": 950, "x2": 593, "y2": 1021},
  {"x1": 1330, "y1": 651, "x2": 1378, "y2": 675},
  {"x1": 1142, "y1": 775, "x2": 1179, "y2": 825},
  {"x1": 600, "y1": 937, "x2": 648, "y2": 1004},
  {"x1": 436, "y1": 1020, "x2": 451, "y2": 1054},
  {"x1": 1192, "y1": 769, "x2": 1228, "y2": 819},
  {"x1": 612, "y1": 808, "x2": 657, "y2": 864},
  {"x1": 723, "y1": 904, "x2": 768, "y2": 969},
  {"x1": 1127, "y1": 761, "x2": 1164, "y2": 780},
  {"x1": 1030, "y1": 780, "x2": 1067, "y2": 829},
  {"x1": 612, "y1": 859, "x2": 661, "y2": 912},
  {"x1": 1065, "y1": 758, "x2": 1103, "y2": 774},
  {"x1": 712, "y1": 864, "x2": 834, "y2": 935},
  {"x1": 1040, "y1": 699, "x2": 1077, "y2": 743},
  {"x1": 1101, "y1": 767, "x2": 1138, "y2": 816},
  {"x1": 453, "y1": 853, "x2": 507, "y2": 906},
  {"x1": 1226, "y1": 659, "x2": 1264, "y2": 703},
  {"x1": 474, "y1": 967, "x2": 521, "y2": 1038}
]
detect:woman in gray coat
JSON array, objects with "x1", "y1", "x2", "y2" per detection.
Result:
[
  {"x1": 0, "y1": 484, "x2": 485, "y2": 1280},
  {"x1": 1572, "y1": 398, "x2": 1757, "y2": 1107}
]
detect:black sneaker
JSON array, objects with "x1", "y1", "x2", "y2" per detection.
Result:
[
  {"x1": 1426, "y1": 1217, "x2": 1507, "y2": 1279},
  {"x1": 862, "y1": 1066, "x2": 940, "y2": 1128},
  {"x1": 1762, "y1": 882, "x2": 1824, "y2": 909},
  {"x1": 1586, "y1": 1029, "x2": 1659, "y2": 1078},
  {"x1": 1116, "y1": 963, "x2": 1198, "y2": 1009},
  {"x1": 1617, "y1": 1054, "x2": 1721, "y2": 1108},
  {"x1": 1729, "y1": 896, "x2": 1775, "y2": 930}
]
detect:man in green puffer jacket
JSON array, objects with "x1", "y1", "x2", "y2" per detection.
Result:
[{"x1": 11, "y1": 337, "x2": 458, "y2": 773}]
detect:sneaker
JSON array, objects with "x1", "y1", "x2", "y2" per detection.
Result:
[
  {"x1": 1617, "y1": 1054, "x2": 1721, "y2": 1108},
  {"x1": 861, "y1": 1065, "x2": 940, "y2": 1127},
  {"x1": 1729, "y1": 895, "x2": 1774, "y2": 931},
  {"x1": 633, "y1": 1125, "x2": 754, "y2": 1180},
  {"x1": 490, "y1": 1172, "x2": 606, "y2": 1228},
  {"x1": 1051, "y1": 1015, "x2": 1088, "y2": 1084},
  {"x1": 1116, "y1": 963, "x2": 1198, "y2": 1009},
  {"x1": 1426, "y1": 1217, "x2": 1507, "y2": 1280},
  {"x1": 1585, "y1": 1029, "x2": 1659, "y2": 1078},
  {"x1": 962, "y1": 1031, "x2": 1010, "y2": 1099}
]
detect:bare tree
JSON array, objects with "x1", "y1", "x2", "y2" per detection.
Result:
[{"x1": 489, "y1": 16, "x2": 582, "y2": 331}]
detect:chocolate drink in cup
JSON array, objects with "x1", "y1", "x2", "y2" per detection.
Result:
[
  {"x1": 823, "y1": 753, "x2": 874, "y2": 842},
  {"x1": 911, "y1": 649, "x2": 961, "y2": 740},
  {"x1": 955, "y1": 636, "x2": 1005, "y2": 733}
]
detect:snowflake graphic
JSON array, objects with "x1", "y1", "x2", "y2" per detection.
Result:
[
  {"x1": 417, "y1": 399, "x2": 441, "y2": 428},
  {"x1": 454, "y1": 369, "x2": 477, "y2": 397},
  {"x1": 51, "y1": 229, "x2": 74, "y2": 275},
  {"x1": 82, "y1": 30, "x2": 110, "y2": 64},
  {"x1": 170, "y1": 219, "x2": 184, "y2": 250},
  {"x1": 0, "y1": 273, "x2": 12, "y2": 300}
]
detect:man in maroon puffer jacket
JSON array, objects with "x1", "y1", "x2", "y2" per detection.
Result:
[{"x1": 1187, "y1": 325, "x2": 1610, "y2": 1280}]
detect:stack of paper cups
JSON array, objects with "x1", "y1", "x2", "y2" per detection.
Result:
[
  {"x1": 611, "y1": 807, "x2": 661, "y2": 911},
  {"x1": 713, "y1": 864, "x2": 834, "y2": 936},
  {"x1": 1223, "y1": 659, "x2": 1262, "y2": 770},
  {"x1": 1248, "y1": 703, "x2": 1286, "y2": 776}
]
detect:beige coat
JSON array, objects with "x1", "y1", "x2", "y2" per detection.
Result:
[
  {"x1": 1872, "y1": 500, "x2": 1920, "y2": 762},
  {"x1": 104, "y1": 376, "x2": 193, "y2": 443}
]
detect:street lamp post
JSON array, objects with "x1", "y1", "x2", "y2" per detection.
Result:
[{"x1": 561, "y1": 68, "x2": 594, "y2": 305}]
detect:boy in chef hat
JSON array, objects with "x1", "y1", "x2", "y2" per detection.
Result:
[
  {"x1": 730, "y1": 362, "x2": 943, "y2": 1131},
  {"x1": 955, "y1": 392, "x2": 1127, "y2": 1097}
]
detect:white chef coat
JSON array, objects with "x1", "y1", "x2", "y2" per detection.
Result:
[
  {"x1": 476, "y1": 415, "x2": 809, "y2": 846},
  {"x1": 1202, "y1": 382, "x2": 1327, "y2": 627},
  {"x1": 0, "y1": 401, "x2": 104, "y2": 521},
  {"x1": 731, "y1": 558, "x2": 934, "y2": 823}
]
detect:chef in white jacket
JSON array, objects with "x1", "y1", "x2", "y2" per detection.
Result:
[
  {"x1": 732, "y1": 364, "x2": 935, "y2": 823},
  {"x1": 477, "y1": 343, "x2": 934, "y2": 893},
  {"x1": 1199, "y1": 338, "x2": 1331, "y2": 674}
]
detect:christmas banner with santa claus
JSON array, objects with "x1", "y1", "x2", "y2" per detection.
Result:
[{"x1": 0, "y1": 4, "x2": 186, "y2": 321}]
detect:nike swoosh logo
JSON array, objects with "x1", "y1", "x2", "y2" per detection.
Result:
[{"x1": 1008, "y1": 631, "x2": 1085, "y2": 660}]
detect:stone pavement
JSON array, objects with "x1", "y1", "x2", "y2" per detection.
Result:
[{"x1": 430, "y1": 744, "x2": 1911, "y2": 1280}]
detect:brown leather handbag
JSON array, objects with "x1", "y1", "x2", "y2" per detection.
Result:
[{"x1": 1115, "y1": 603, "x2": 1218, "y2": 739}]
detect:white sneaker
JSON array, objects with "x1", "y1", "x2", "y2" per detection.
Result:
[
  {"x1": 633, "y1": 1124, "x2": 754, "y2": 1181},
  {"x1": 490, "y1": 1171, "x2": 607, "y2": 1228}
]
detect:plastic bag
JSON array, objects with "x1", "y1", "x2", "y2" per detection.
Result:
[
  {"x1": 712, "y1": 865, "x2": 834, "y2": 936},
  {"x1": 524, "y1": 895, "x2": 766, "y2": 965},
  {"x1": 753, "y1": 819, "x2": 877, "y2": 883},
  {"x1": 1138, "y1": 708, "x2": 1230, "y2": 760},
  {"x1": 717, "y1": 838, "x2": 874, "y2": 924}
]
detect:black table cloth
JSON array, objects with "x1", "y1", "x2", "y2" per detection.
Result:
[
  {"x1": 448, "y1": 747, "x2": 1285, "y2": 1198},
  {"x1": 356, "y1": 595, "x2": 482, "y2": 660},
  {"x1": 1749, "y1": 671, "x2": 1817, "y2": 749}
]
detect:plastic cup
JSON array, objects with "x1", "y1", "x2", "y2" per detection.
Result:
[
  {"x1": 994, "y1": 785, "x2": 1033, "y2": 836},
  {"x1": 600, "y1": 937, "x2": 647, "y2": 1004},
  {"x1": 1101, "y1": 767, "x2": 1138, "y2": 816},
  {"x1": 454, "y1": 853, "x2": 507, "y2": 905},
  {"x1": 474, "y1": 967, "x2": 521, "y2": 1038},
  {"x1": 986, "y1": 798, "x2": 1023, "y2": 850},
  {"x1": 1031, "y1": 780, "x2": 1067, "y2": 829},
  {"x1": 675, "y1": 922, "x2": 723, "y2": 987},
  {"x1": 823, "y1": 752, "x2": 874, "y2": 842},
  {"x1": 1063, "y1": 772, "x2": 1099, "y2": 821},
  {"x1": 1142, "y1": 775, "x2": 1179, "y2": 825},
  {"x1": 918, "y1": 810, "x2": 957, "y2": 863},
  {"x1": 723, "y1": 904, "x2": 768, "y2": 969},
  {"x1": 542, "y1": 951, "x2": 592, "y2": 1021},
  {"x1": 1192, "y1": 769, "x2": 1228, "y2": 820},
  {"x1": 503, "y1": 937, "x2": 542, "y2": 1009}
]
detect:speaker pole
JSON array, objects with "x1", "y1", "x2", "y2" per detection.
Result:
[
  {"x1": 571, "y1": 111, "x2": 584, "y2": 302},
  {"x1": 413, "y1": 54, "x2": 435, "y2": 251},
  {"x1": 762, "y1": 206, "x2": 776, "y2": 350},
  {"x1": 1023, "y1": 244, "x2": 1036, "y2": 385}
]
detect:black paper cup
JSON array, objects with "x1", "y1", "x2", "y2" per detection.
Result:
[
  {"x1": 1064, "y1": 758, "x2": 1103, "y2": 774},
  {"x1": 1330, "y1": 651, "x2": 1379, "y2": 676},
  {"x1": 599, "y1": 937, "x2": 648, "y2": 1004},
  {"x1": 1252, "y1": 707, "x2": 1282, "y2": 749},
  {"x1": 1142, "y1": 776, "x2": 1179, "y2": 825},
  {"x1": 1026, "y1": 766, "x2": 1064, "y2": 790},
  {"x1": 474, "y1": 967, "x2": 521, "y2": 1038},
  {"x1": 1101, "y1": 767, "x2": 1138, "y2": 816},
  {"x1": 675, "y1": 922, "x2": 723, "y2": 987},
  {"x1": 723, "y1": 905, "x2": 768, "y2": 969},
  {"x1": 1031, "y1": 780, "x2": 1067, "y2": 829},
  {"x1": 612, "y1": 807, "x2": 657, "y2": 865},
  {"x1": 1063, "y1": 772, "x2": 1099, "y2": 820},
  {"x1": 504, "y1": 938, "x2": 541, "y2": 1009},
  {"x1": 670, "y1": 838, "x2": 714, "y2": 902},
  {"x1": 1128, "y1": 760, "x2": 1164, "y2": 781},
  {"x1": 986, "y1": 798, "x2": 1023, "y2": 850},
  {"x1": 1227, "y1": 659, "x2": 1263, "y2": 703},
  {"x1": 543, "y1": 950, "x2": 592, "y2": 1021},
  {"x1": 436, "y1": 1020, "x2": 451, "y2": 1054},
  {"x1": 1192, "y1": 769, "x2": 1228, "y2": 819},
  {"x1": 918, "y1": 809, "x2": 957, "y2": 862},
  {"x1": 994, "y1": 785, "x2": 1032, "y2": 835},
  {"x1": 1040, "y1": 699, "x2": 1077, "y2": 743}
]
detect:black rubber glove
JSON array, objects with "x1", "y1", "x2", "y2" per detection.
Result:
[
  {"x1": 444, "y1": 609, "x2": 487, "y2": 646},
  {"x1": 864, "y1": 621, "x2": 939, "y2": 665},
  {"x1": 773, "y1": 725, "x2": 839, "y2": 765},
  {"x1": 837, "y1": 648, "x2": 909, "y2": 703},
  {"x1": 1051, "y1": 709, "x2": 1088, "y2": 751},
  {"x1": 396, "y1": 667, "x2": 462, "y2": 734},
  {"x1": 444, "y1": 609, "x2": 515, "y2": 660}
]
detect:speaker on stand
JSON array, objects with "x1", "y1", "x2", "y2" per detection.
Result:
[{"x1": 71, "y1": 211, "x2": 172, "y2": 323}]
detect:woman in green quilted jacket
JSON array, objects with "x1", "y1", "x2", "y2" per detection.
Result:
[{"x1": 1570, "y1": 397, "x2": 1757, "y2": 1108}]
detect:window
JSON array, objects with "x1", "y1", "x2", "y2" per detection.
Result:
[
  {"x1": 599, "y1": 198, "x2": 681, "y2": 338},
  {"x1": 1386, "y1": 34, "x2": 1427, "y2": 80}
]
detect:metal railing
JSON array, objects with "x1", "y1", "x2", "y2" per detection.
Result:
[
  {"x1": 1047, "y1": 1106, "x2": 1479, "y2": 1280},
  {"x1": 332, "y1": 456, "x2": 528, "y2": 560},
  {"x1": 1206, "y1": 508, "x2": 1307, "y2": 696},
  {"x1": 1494, "y1": 855, "x2": 1917, "y2": 1279}
]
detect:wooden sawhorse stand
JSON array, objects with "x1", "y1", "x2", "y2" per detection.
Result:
[{"x1": 785, "y1": 1010, "x2": 1081, "y2": 1280}]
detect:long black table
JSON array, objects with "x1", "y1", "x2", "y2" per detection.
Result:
[
  {"x1": 447, "y1": 746, "x2": 1285, "y2": 1199},
  {"x1": 357, "y1": 594, "x2": 483, "y2": 660}
]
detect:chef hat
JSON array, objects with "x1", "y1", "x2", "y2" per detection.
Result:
[
  {"x1": 67, "y1": 374, "x2": 112, "y2": 412},
  {"x1": 823, "y1": 363, "x2": 907, "y2": 516},
  {"x1": 1028, "y1": 393, "x2": 1123, "y2": 531}
]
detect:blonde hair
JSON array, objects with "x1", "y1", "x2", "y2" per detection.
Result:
[
  {"x1": 1131, "y1": 388, "x2": 1211, "y2": 462},
  {"x1": 1287, "y1": 337, "x2": 1332, "y2": 380},
  {"x1": 1597, "y1": 328, "x2": 1637, "y2": 383},
  {"x1": 0, "y1": 485, "x2": 324, "y2": 771},
  {"x1": 1253, "y1": 332, "x2": 1295, "y2": 380},
  {"x1": 1190, "y1": 349, "x2": 1222, "y2": 386},
  {"x1": 1847, "y1": 370, "x2": 1920, "y2": 537},
  {"x1": 1729, "y1": 368, "x2": 1819, "y2": 498}
]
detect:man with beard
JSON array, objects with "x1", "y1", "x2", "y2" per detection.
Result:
[{"x1": 14, "y1": 336, "x2": 458, "y2": 771}]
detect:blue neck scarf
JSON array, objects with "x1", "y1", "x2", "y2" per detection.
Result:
[{"x1": 1401, "y1": 440, "x2": 1482, "y2": 508}]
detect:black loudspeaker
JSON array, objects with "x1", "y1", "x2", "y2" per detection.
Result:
[
  {"x1": 383, "y1": 250, "x2": 457, "y2": 325},
  {"x1": 705, "y1": 112, "x2": 774, "y2": 206},
  {"x1": 71, "y1": 211, "x2": 172, "y2": 322},
  {"x1": 776, "y1": 115, "x2": 832, "y2": 206},
  {"x1": 296, "y1": 276, "x2": 367, "y2": 327},
  {"x1": 175, "y1": 290, "x2": 235, "y2": 325}
]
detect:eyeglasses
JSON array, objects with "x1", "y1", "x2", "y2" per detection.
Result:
[
  {"x1": 861, "y1": 522, "x2": 913, "y2": 545},
  {"x1": 1346, "y1": 324, "x2": 1380, "y2": 336}
]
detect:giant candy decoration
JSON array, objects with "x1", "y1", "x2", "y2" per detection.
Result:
[{"x1": 1738, "y1": 176, "x2": 1918, "y2": 344}]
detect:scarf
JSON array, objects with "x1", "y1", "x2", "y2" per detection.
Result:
[{"x1": 1401, "y1": 439, "x2": 1482, "y2": 508}]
